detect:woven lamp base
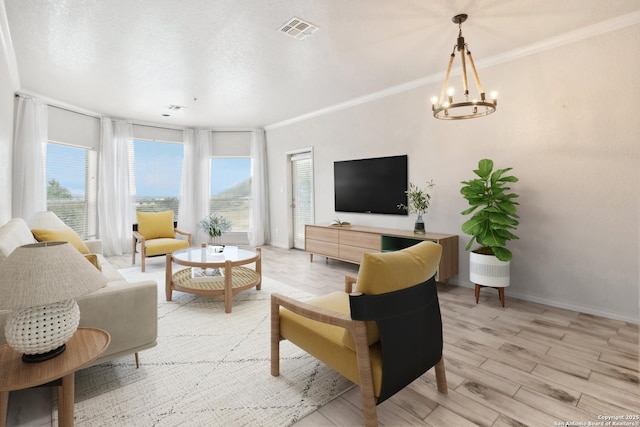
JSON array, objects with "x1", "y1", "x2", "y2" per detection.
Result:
[{"x1": 4, "y1": 299, "x2": 80, "y2": 362}]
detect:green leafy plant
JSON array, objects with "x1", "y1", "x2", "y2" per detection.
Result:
[
  {"x1": 198, "y1": 213, "x2": 232, "y2": 239},
  {"x1": 460, "y1": 159, "x2": 519, "y2": 262},
  {"x1": 397, "y1": 180, "x2": 435, "y2": 215}
]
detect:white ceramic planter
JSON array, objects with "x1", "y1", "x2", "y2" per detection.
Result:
[{"x1": 469, "y1": 251, "x2": 510, "y2": 287}]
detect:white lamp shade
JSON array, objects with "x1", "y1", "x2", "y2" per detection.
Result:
[{"x1": 0, "y1": 241, "x2": 107, "y2": 310}]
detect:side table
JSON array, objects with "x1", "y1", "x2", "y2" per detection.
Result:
[{"x1": 0, "y1": 327, "x2": 110, "y2": 427}]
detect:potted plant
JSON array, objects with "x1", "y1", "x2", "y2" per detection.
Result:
[
  {"x1": 460, "y1": 159, "x2": 519, "y2": 296},
  {"x1": 398, "y1": 180, "x2": 435, "y2": 234},
  {"x1": 198, "y1": 213, "x2": 232, "y2": 246}
]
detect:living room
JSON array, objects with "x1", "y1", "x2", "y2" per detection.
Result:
[{"x1": 0, "y1": 1, "x2": 638, "y2": 426}]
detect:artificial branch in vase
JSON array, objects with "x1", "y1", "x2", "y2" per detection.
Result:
[
  {"x1": 198, "y1": 213, "x2": 232, "y2": 245},
  {"x1": 397, "y1": 180, "x2": 435, "y2": 234}
]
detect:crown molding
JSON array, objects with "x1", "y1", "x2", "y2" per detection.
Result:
[{"x1": 265, "y1": 11, "x2": 640, "y2": 130}]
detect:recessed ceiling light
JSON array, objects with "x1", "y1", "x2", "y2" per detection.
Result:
[{"x1": 278, "y1": 17, "x2": 319, "y2": 40}]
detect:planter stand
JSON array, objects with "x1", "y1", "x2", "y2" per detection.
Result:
[{"x1": 470, "y1": 252, "x2": 510, "y2": 307}]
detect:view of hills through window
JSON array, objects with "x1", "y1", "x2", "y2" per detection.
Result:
[{"x1": 45, "y1": 141, "x2": 252, "y2": 235}]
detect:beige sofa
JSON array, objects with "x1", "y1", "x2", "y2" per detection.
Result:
[{"x1": 0, "y1": 214, "x2": 158, "y2": 366}]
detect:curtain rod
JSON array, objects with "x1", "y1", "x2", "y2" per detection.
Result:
[{"x1": 15, "y1": 93, "x2": 261, "y2": 133}]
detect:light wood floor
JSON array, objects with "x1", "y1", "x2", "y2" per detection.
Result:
[
  {"x1": 114, "y1": 246, "x2": 639, "y2": 426},
  {"x1": 253, "y1": 246, "x2": 639, "y2": 427}
]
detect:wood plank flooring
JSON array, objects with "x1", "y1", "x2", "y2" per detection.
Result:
[
  {"x1": 115, "y1": 246, "x2": 639, "y2": 426},
  {"x1": 252, "y1": 246, "x2": 639, "y2": 427}
]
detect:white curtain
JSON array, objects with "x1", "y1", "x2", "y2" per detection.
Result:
[
  {"x1": 249, "y1": 129, "x2": 270, "y2": 247},
  {"x1": 12, "y1": 95, "x2": 48, "y2": 219},
  {"x1": 98, "y1": 118, "x2": 133, "y2": 256},
  {"x1": 178, "y1": 129, "x2": 211, "y2": 244}
]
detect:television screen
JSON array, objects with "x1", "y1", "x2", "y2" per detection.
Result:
[{"x1": 334, "y1": 155, "x2": 408, "y2": 215}]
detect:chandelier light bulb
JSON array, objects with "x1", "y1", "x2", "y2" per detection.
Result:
[
  {"x1": 447, "y1": 87, "x2": 455, "y2": 96},
  {"x1": 431, "y1": 96, "x2": 438, "y2": 105}
]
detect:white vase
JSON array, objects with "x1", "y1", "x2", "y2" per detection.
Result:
[{"x1": 469, "y1": 251, "x2": 510, "y2": 287}]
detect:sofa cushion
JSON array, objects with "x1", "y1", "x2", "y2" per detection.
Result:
[
  {"x1": 0, "y1": 219, "x2": 37, "y2": 260},
  {"x1": 31, "y1": 227, "x2": 91, "y2": 254},
  {"x1": 136, "y1": 211, "x2": 176, "y2": 240}
]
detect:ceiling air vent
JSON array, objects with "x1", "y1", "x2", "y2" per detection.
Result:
[
  {"x1": 167, "y1": 105, "x2": 187, "y2": 111},
  {"x1": 278, "y1": 17, "x2": 319, "y2": 40}
]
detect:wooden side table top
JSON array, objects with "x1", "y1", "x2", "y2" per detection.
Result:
[{"x1": 0, "y1": 327, "x2": 110, "y2": 392}]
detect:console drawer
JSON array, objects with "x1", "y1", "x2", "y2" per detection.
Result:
[
  {"x1": 306, "y1": 239, "x2": 339, "y2": 258},
  {"x1": 339, "y1": 230, "x2": 380, "y2": 250},
  {"x1": 339, "y1": 245, "x2": 380, "y2": 263},
  {"x1": 306, "y1": 225, "x2": 339, "y2": 243}
]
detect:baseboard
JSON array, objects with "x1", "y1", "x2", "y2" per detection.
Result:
[{"x1": 448, "y1": 279, "x2": 639, "y2": 325}]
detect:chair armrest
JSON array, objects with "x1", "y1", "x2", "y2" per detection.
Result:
[
  {"x1": 271, "y1": 293, "x2": 355, "y2": 330},
  {"x1": 133, "y1": 230, "x2": 145, "y2": 243},
  {"x1": 345, "y1": 275, "x2": 357, "y2": 293},
  {"x1": 174, "y1": 228, "x2": 192, "y2": 245}
]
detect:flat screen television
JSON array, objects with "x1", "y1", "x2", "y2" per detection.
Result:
[{"x1": 334, "y1": 155, "x2": 408, "y2": 215}]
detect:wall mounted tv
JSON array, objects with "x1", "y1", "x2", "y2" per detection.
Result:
[{"x1": 334, "y1": 154, "x2": 408, "y2": 215}]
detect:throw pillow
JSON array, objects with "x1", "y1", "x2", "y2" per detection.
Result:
[
  {"x1": 31, "y1": 227, "x2": 91, "y2": 254},
  {"x1": 136, "y1": 211, "x2": 176, "y2": 240},
  {"x1": 84, "y1": 253, "x2": 102, "y2": 272}
]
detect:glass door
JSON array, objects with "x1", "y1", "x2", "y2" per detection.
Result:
[{"x1": 290, "y1": 151, "x2": 313, "y2": 249}]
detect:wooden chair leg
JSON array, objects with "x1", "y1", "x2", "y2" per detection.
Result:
[
  {"x1": 135, "y1": 352, "x2": 139, "y2": 369},
  {"x1": 270, "y1": 297, "x2": 280, "y2": 377},
  {"x1": 132, "y1": 237, "x2": 137, "y2": 265},
  {"x1": 435, "y1": 357, "x2": 448, "y2": 394},
  {"x1": 141, "y1": 253, "x2": 146, "y2": 272},
  {"x1": 352, "y1": 321, "x2": 377, "y2": 427}
]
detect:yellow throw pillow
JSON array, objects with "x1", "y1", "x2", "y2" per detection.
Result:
[
  {"x1": 84, "y1": 253, "x2": 102, "y2": 272},
  {"x1": 136, "y1": 211, "x2": 176, "y2": 240},
  {"x1": 342, "y1": 241, "x2": 443, "y2": 351},
  {"x1": 31, "y1": 227, "x2": 90, "y2": 254}
]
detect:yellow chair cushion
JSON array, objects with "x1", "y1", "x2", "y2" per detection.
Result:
[
  {"x1": 342, "y1": 241, "x2": 443, "y2": 351},
  {"x1": 143, "y1": 238, "x2": 189, "y2": 257},
  {"x1": 279, "y1": 291, "x2": 383, "y2": 397},
  {"x1": 31, "y1": 227, "x2": 90, "y2": 254},
  {"x1": 137, "y1": 211, "x2": 176, "y2": 240}
]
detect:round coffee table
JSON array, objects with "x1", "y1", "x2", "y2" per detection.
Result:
[{"x1": 165, "y1": 245, "x2": 262, "y2": 313}]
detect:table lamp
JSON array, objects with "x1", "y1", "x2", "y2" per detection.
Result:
[{"x1": 0, "y1": 241, "x2": 107, "y2": 362}]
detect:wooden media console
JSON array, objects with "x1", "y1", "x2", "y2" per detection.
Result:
[{"x1": 305, "y1": 224, "x2": 458, "y2": 283}]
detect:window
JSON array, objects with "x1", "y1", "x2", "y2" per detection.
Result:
[
  {"x1": 131, "y1": 140, "x2": 184, "y2": 220},
  {"x1": 210, "y1": 158, "x2": 251, "y2": 232},
  {"x1": 46, "y1": 143, "x2": 97, "y2": 239}
]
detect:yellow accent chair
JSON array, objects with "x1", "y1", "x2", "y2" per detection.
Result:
[
  {"x1": 271, "y1": 241, "x2": 448, "y2": 427},
  {"x1": 132, "y1": 211, "x2": 191, "y2": 272}
]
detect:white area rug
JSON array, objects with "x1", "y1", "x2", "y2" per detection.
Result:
[{"x1": 54, "y1": 264, "x2": 353, "y2": 426}]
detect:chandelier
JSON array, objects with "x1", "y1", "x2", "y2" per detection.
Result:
[{"x1": 431, "y1": 14, "x2": 497, "y2": 120}]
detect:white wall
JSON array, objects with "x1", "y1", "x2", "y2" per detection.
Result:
[
  {"x1": 0, "y1": 5, "x2": 18, "y2": 223},
  {"x1": 265, "y1": 25, "x2": 640, "y2": 322}
]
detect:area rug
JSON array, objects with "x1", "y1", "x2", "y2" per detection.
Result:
[{"x1": 53, "y1": 264, "x2": 353, "y2": 426}]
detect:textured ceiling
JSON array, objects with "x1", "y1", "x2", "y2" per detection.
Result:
[{"x1": 4, "y1": 0, "x2": 640, "y2": 128}]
